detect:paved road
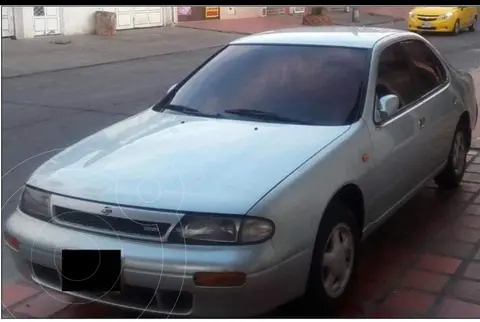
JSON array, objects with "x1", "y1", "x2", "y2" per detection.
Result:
[{"x1": 2, "y1": 22, "x2": 480, "y2": 299}]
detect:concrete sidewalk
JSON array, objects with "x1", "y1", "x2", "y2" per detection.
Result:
[{"x1": 1, "y1": 27, "x2": 241, "y2": 78}]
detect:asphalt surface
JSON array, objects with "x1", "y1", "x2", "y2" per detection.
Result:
[{"x1": 2, "y1": 23, "x2": 480, "y2": 309}]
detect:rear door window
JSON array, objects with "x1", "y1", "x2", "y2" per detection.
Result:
[{"x1": 401, "y1": 39, "x2": 447, "y2": 96}]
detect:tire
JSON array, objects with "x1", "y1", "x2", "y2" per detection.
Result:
[
  {"x1": 435, "y1": 120, "x2": 469, "y2": 190},
  {"x1": 452, "y1": 19, "x2": 461, "y2": 35},
  {"x1": 304, "y1": 199, "x2": 360, "y2": 316},
  {"x1": 469, "y1": 16, "x2": 477, "y2": 32}
]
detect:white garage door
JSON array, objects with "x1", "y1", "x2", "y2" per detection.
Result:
[
  {"x1": 116, "y1": 7, "x2": 165, "y2": 30},
  {"x1": 2, "y1": 7, "x2": 14, "y2": 37},
  {"x1": 33, "y1": 6, "x2": 60, "y2": 36}
]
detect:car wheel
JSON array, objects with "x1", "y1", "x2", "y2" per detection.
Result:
[
  {"x1": 304, "y1": 199, "x2": 359, "y2": 315},
  {"x1": 435, "y1": 120, "x2": 469, "y2": 190},
  {"x1": 452, "y1": 19, "x2": 461, "y2": 35},
  {"x1": 469, "y1": 16, "x2": 477, "y2": 32}
]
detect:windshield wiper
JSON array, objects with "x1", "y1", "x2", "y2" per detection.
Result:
[
  {"x1": 223, "y1": 109, "x2": 309, "y2": 125},
  {"x1": 157, "y1": 104, "x2": 203, "y2": 114},
  {"x1": 156, "y1": 104, "x2": 220, "y2": 118}
]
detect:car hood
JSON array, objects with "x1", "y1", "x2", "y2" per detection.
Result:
[
  {"x1": 412, "y1": 7, "x2": 458, "y2": 15},
  {"x1": 29, "y1": 109, "x2": 349, "y2": 214}
]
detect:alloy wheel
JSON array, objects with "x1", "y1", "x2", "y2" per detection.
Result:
[
  {"x1": 452, "y1": 130, "x2": 466, "y2": 175},
  {"x1": 321, "y1": 223, "x2": 354, "y2": 298}
]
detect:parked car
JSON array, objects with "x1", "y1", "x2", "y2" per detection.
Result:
[
  {"x1": 408, "y1": 6, "x2": 478, "y2": 35},
  {"x1": 5, "y1": 26, "x2": 478, "y2": 317}
]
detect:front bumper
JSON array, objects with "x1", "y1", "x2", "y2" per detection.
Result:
[
  {"x1": 408, "y1": 17, "x2": 455, "y2": 32},
  {"x1": 5, "y1": 209, "x2": 310, "y2": 317}
]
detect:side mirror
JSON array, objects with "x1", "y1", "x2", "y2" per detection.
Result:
[
  {"x1": 377, "y1": 94, "x2": 400, "y2": 122},
  {"x1": 167, "y1": 83, "x2": 177, "y2": 95}
]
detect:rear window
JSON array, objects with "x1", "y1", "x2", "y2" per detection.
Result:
[{"x1": 164, "y1": 44, "x2": 370, "y2": 126}]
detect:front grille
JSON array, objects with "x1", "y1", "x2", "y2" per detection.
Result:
[
  {"x1": 417, "y1": 15, "x2": 439, "y2": 21},
  {"x1": 54, "y1": 206, "x2": 171, "y2": 240},
  {"x1": 418, "y1": 26, "x2": 437, "y2": 30}
]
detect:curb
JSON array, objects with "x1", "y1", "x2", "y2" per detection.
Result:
[
  {"x1": 174, "y1": 24, "x2": 251, "y2": 35},
  {"x1": 176, "y1": 16, "x2": 405, "y2": 37},
  {"x1": 364, "y1": 11, "x2": 405, "y2": 19},
  {"x1": 361, "y1": 17, "x2": 405, "y2": 26},
  {"x1": 2, "y1": 45, "x2": 224, "y2": 80},
  {"x1": 331, "y1": 18, "x2": 405, "y2": 28}
]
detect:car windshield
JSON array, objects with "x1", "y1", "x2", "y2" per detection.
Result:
[{"x1": 159, "y1": 44, "x2": 370, "y2": 126}]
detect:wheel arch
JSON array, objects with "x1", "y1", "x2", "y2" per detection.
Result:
[{"x1": 324, "y1": 183, "x2": 365, "y2": 236}]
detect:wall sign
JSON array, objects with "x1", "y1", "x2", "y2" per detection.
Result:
[{"x1": 205, "y1": 7, "x2": 220, "y2": 19}]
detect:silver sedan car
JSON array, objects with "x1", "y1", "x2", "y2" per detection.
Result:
[{"x1": 5, "y1": 26, "x2": 478, "y2": 317}]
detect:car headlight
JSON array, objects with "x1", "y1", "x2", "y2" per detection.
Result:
[
  {"x1": 19, "y1": 186, "x2": 51, "y2": 219},
  {"x1": 409, "y1": 11, "x2": 415, "y2": 18},
  {"x1": 168, "y1": 215, "x2": 275, "y2": 245},
  {"x1": 439, "y1": 12, "x2": 453, "y2": 20}
]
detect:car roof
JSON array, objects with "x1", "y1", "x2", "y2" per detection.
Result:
[{"x1": 230, "y1": 26, "x2": 407, "y2": 49}]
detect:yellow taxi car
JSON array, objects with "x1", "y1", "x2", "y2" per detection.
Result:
[{"x1": 408, "y1": 6, "x2": 477, "y2": 35}]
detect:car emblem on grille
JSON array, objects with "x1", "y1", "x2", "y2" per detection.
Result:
[{"x1": 100, "y1": 206, "x2": 113, "y2": 215}]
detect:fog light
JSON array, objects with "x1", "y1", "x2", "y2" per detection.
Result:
[
  {"x1": 5, "y1": 232, "x2": 19, "y2": 251},
  {"x1": 193, "y1": 272, "x2": 246, "y2": 287}
]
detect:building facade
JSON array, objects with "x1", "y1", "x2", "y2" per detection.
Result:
[
  {"x1": 1, "y1": 6, "x2": 307, "y2": 39},
  {"x1": 2, "y1": 6, "x2": 177, "y2": 39},
  {"x1": 218, "y1": 7, "x2": 306, "y2": 20},
  {"x1": 176, "y1": 6, "x2": 221, "y2": 22}
]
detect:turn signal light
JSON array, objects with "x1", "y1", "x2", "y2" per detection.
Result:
[
  {"x1": 193, "y1": 272, "x2": 246, "y2": 287},
  {"x1": 5, "y1": 232, "x2": 20, "y2": 251}
]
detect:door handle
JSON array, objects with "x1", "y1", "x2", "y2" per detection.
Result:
[
  {"x1": 453, "y1": 97, "x2": 458, "y2": 105},
  {"x1": 418, "y1": 117, "x2": 426, "y2": 129}
]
